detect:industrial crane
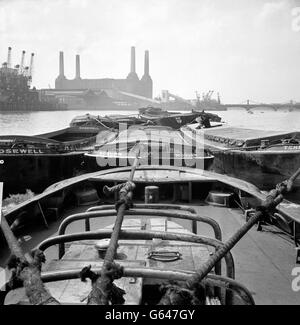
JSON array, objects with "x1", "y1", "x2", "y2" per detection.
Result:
[
  {"x1": 195, "y1": 90, "x2": 221, "y2": 105},
  {"x1": 27, "y1": 53, "x2": 35, "y2": 86},
  {"x1": 19, "y1": 50, "x2": 26, "y2": 75},
  {"x1": 7, "y1": 47, "x2": 12, "y2": 69}
]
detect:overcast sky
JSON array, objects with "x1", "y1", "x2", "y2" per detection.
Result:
[{"x1": 0, "y1": 0, "x2": 299, "y2": 103}]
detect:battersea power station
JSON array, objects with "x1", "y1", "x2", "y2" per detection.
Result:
[{"x1": 41, "y1": 46, "x2": 157, "y2": 110}]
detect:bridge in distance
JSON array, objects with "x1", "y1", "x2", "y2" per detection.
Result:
[{"x1": 223, "y1": 100, "x2": 300, "y2": 111}]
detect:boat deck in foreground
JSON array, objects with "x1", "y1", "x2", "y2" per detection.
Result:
[
  {"x1": 195, "y1": 204, "x2": 300, "y2": 305},
  {"x1": 3, "y1": 201, "x2": 300, "y2": 305},
  {"x1": 2, "y1": 166, "x2": 300, "y2": 305}
]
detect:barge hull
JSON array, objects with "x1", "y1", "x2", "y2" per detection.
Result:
[
  {"x1": 0, "y1": 154, "x2": 85, "y2": 197},
  {"x1": 212, "y1": 150, "x2": 300, "y2": 195},
  {"x1": 183, "y1": 125, "x2": 300, "y2": 194}
]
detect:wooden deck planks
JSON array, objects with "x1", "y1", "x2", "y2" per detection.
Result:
[{"x1": 4, "y1": 214, "x2": 216, "y2": 305}]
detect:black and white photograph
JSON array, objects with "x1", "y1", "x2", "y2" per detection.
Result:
[{"x1": 0, "y1": 0, "x2": 300, "y2": 309}]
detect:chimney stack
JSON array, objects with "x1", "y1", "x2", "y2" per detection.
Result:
[
  {"x1": 141, "y1": 49, "x2": 153, "y2": 98},
  {"x1": 59, "y1": 51, "x2": 65, "y2": 77},
  {"x1": 144, "y1": 50, "x2": 149, "y2": 76},
  {"x1": 127, "y1": 46, "x2": 139, "y2": 82},
  {"x1": 75, "y1": 54, "x2": 81, "y2": 79},
  {"x1": 130, "y1": 46, "x2": 136, "y2": 73}
]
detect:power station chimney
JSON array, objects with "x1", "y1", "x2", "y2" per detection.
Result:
[
  {"x1": 7, "y1": 47, "x2": 12, "y2": 68},
  {"x1": 56, "y1": 51, "x2": 66, "y2": 88},
  {"x1": 131, "y1": 46, "x2": 136, "y2": 73},
  {"x1": 75, "y1": 54, "x2": 81, "y2": 79},
  {"x1": 127, "y1": 46, "x2": 139, "y2": 82},
  {"x1": 59, "y1": 51, "x2": 65, "y2": 77},
  {"x1": 144, "y1": 50, "x2": 149, "y2": 76},
  {"x1": 140, "y1": 49, "x2": 153, "y2": 98}
]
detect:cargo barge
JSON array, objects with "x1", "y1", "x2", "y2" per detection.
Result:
[
  {"x1": 1, "y1": 166, "x2": 300, "y2": 305},
  {"x1": 84, "y1": 125, "x2": 214, "y2": 171},
  {"x1": 182, "y1": 124, "x2": 300, "y2": 193},
  {"x1": 0, "y1": 126, "x2": 118, "y2": 197}
]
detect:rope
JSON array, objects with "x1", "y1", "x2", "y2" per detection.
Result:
[
  {"x1": 82, "y1": 146, "x2": 141, "y2": 305},
  {"x1": 88, "y1": 115, "x2": 115, "y2": 131},
  {"x1": 187, "y1": 166, "x2": 300, "y2": 286},
  {"x1": 159, "y1": 166, "x2": 300, "y2": 305}
]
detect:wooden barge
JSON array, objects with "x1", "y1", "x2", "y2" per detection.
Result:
[
  {"x1": 84, "y1": 125, "x2": 214, "y2": 171},
  {"x1": 1, "y1": 166, "x2": 300, "y2": 305},
  {"x1": 0, "y1": 126, "x2": 117, "y2": 197},
  {"x1": 182, "y1": 124, "x2": 300, "y2": 193}
]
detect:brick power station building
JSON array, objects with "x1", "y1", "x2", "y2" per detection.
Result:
[{"x1": 41, "y1": 46, "x2": 156, "y2": 110}]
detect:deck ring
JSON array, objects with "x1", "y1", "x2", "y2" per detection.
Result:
[{"x1": 147, "y1": 251, "x2": 182, "y2": 262}]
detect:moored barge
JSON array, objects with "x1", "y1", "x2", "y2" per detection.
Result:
[
  {"x1": 1, "y1": 165, "x2": 300, "y2": 305},
  {"x1": 0, "y1": 126, "x2": 117, "y2": 197},
  {"x1": 84, "y1": 125, "x2": 214, "y2": 171},
  {"x1": 138, "y1": 106, "x2": 202, "y2": 129},
  {"x1": 182, "y1": 124, "x2": 300, "y2": 194}
]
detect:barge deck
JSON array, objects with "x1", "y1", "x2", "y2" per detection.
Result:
[
  {"x1": 183, "y1": 125, "x2": 300, "y2": 197},
  {"x1": 1, "y1": 166, "x2": 300, "y2": 305},
  {"x1": 1, "y1": 200, "x2": 299, "y2": 305}
]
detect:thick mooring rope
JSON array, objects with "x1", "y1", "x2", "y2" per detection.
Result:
[
  {"x1": 159, "y1": 166, "x2": 300, "y2": 305},
  {"x1": 82, "y1": 148, "x2": 140, "y2": 305},
  {"x1": 1, "y1": 211, "x2": 60, "y2": 305}
]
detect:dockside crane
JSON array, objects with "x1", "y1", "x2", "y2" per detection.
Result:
[
  {"x1": 7, "y1": 47, "x2": 12, "y2": 69},
  {"x1": 207, "y1": 90, "x2": 214, "y2": 100},
  {"x1": 28, "y1": 53, "x2": 34, "y2": 86}
]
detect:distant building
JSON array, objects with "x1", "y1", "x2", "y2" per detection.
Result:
[{"x1": 55, "y1": 46, "x2": 153, "y2": 100}]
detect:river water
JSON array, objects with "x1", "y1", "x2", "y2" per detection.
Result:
[
  {"x1": 0, "y1": 108, "x2": 300, "y2": 267},
  {"x1": 0, "y1": 108, "x2": 300, "y2": 202},
  {"x1": 0, "y1": 108, "x2": 299, "y2": 135}
]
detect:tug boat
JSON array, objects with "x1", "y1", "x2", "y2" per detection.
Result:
[
  {"x1": 1, "y1": 166, "x2": 300, "y2": 305},
  {"x1": 0, "y1": 126, "x2": 118, "y2": 197},
  {"x1": 84, "y1": 125, "x2": 214, "y2": 171}
]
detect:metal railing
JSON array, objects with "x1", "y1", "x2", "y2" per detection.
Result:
[
  {"x1": 39, "y1": 267, "x2": 253, "y2": 305},
  {"x1": 37, "y1": 229, "x2": 235, "y2": 279},
  {"x1": 87, "y1": 204, "x2": 222, "y2": 240}
]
